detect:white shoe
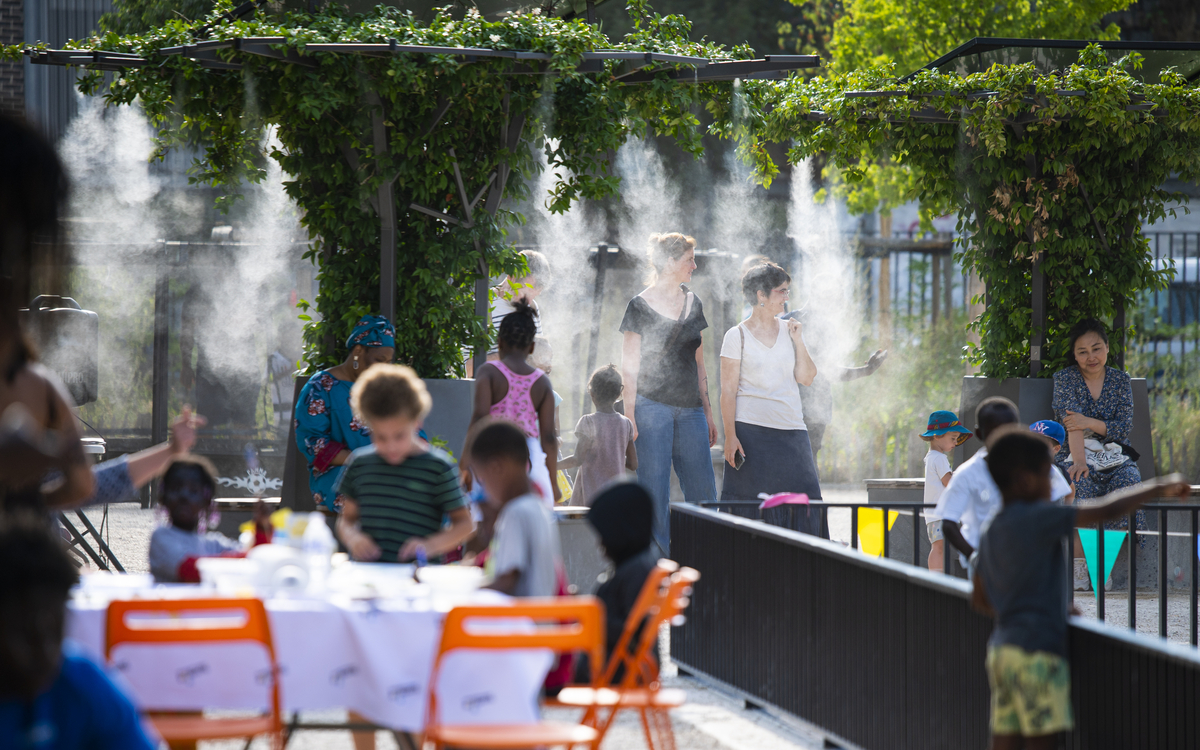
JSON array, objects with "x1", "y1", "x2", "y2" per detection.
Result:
[{"x1": 1073, "y1": 559, "x2": 1091, "y2": 591}]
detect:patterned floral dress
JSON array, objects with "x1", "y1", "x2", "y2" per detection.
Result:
[
  {"x1": 294, "y1": 370, "x2": 372, "y2": 511},
  {"x1": 1052, "y1": 365, "x2": 1145, "y2": 540}
]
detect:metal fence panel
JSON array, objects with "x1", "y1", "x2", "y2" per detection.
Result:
[{"x1": 671, "y1": 504, "x2": 1200, "y2": 750}]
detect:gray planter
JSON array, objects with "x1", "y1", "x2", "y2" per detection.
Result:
[
  {"x1": 281, "y1": 376, "x2": 477, "y2": 511},
  {"x1": 955, "y1": 376, "x2": 1155, "y2": 480}
]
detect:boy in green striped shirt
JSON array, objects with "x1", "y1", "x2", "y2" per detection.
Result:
[{"x1": 335, "y1": 364, "x2": 475, "y2": 563}]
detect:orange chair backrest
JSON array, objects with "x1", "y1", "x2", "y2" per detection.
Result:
[
  {"x1": 427, "y1": 597, "x2": 605, "y2": 728},
  {"x1": 105, "y1": 598, "x2": 281, "y2": 727},
  {"x1": 624, "y1": 567, "x2": 700, "y2": 690},
  {"x1": 599, "y1": 559, "x2": 677, "y2": 687}
]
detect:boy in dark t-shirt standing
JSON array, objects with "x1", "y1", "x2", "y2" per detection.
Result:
[
  {"x1": 335, "y1": 364, "x2": 475, "y2": 563},
  {"x1": 974, "y1": 427, "x2": 1188, "y2": 749}
]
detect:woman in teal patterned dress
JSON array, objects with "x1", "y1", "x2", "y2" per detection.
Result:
[{"x1": 294, "y1": 315, "x2": 395, "y2": 511}]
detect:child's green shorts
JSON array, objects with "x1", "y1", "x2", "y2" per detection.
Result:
[{"x1": 985, "y1": 644, "x2": 1074, "y2": 736}]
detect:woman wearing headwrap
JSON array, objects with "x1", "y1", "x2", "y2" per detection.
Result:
[{"x1": 294, "y1": 315, "x2": 395, "y2": 512}]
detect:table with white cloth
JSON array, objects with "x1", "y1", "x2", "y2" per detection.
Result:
[{"x1": 65, "y1": 570, "x2": 554, "y2": 733}]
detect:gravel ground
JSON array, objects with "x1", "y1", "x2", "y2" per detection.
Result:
[{"x1": 1072, "y1": 592, "x2": 1200, "y2": 644}]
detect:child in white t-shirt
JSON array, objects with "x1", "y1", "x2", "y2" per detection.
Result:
[{"x1": 920, "y1": 411, "x2": 972, "y2": 573}]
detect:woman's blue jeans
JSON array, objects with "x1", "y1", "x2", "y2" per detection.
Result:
[{"x1": 633, "y1": 394, "x2": 717, "y2": 557}]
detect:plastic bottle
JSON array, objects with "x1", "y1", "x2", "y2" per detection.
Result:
[{"x1": 302, "y1": 512, "x2": 336, "y2": 594}]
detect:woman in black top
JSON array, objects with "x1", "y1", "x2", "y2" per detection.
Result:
[{"x1": 620, "y1": 233, "x2": 717, "y2": 556}]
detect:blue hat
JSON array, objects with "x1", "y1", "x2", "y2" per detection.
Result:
[
  {"x1": 1030, "y1": 420, "x2": 1066, "y2": 446},
  {"x1": 345, "y1": 315, "x2": 395, "y2": 350},
  {"x1": 921, "y1": 410, "x2": 972, "y2": 445}
]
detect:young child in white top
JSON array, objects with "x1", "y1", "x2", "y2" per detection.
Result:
[{"x1": 920, "y1": 410, "x2": 972, "y2": 573}]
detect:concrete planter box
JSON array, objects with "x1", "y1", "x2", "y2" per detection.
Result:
[{"x1": 282, "y1": 376, "x2": 476, "y2": 511}]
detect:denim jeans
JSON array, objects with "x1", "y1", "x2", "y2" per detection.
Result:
[{"x1": 633, "y1": 394, "x2": 717, "y2": 557}]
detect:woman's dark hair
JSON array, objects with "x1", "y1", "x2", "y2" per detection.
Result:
[
  {"x1": 0, "y1": 511, "x2": 79, "y2": 700},
  {"x1": 1066, "y1": 318, "x2": 1109, "y2": 357},
  {"x1": 160, "y1": 455, "x2": 218, "y2": 504},
  {"x1": 742, "y1": 261, "x2": 791, "y2": 306},
  {"x1": 497, "y1": 299, "x2": 538, "y2": 352},
  {"x1": 588, "y1": 364, "x2": 623, "y2": 405},
  {"x1": 467, "y1": 420, "x2": 530, "y2": 467}
]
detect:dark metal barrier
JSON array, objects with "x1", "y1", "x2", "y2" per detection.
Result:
[{"x1": 670, "y1": 504, "x2": 1200, "y2": 750}]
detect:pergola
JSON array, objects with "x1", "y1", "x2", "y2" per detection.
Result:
[
  {"x1": 804, "y1": 37, "x2": 1200, "y2": 375},
  {"x1": 28, "y1": 39, "x2": 817, "y2": 371}
]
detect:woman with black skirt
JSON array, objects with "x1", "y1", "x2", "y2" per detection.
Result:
[{"x1": 719, "y1": 261, "x2": 823, "y2": 535}]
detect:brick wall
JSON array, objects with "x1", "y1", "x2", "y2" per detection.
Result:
[{"x1": 0, "y1": 0, "x2": 22, "y2": 115}]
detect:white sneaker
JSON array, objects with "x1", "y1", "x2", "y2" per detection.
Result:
[{"x1": 1073, "y1": 559, "x2": 1091, "y2": 591}]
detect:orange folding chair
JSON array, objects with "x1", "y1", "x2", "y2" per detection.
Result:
[
  {"x1": 422, "y1": 597, "x2": 605, "y2": 750},
  {"x1": 554, "y1": 567, "x2": 700, "y2": 750},
  {"x1": 105, "y1": 598, "x2": 283, "y2": 750},
  {"x1": 545, "y1": 559, "x2": 676, "y2": 714}
]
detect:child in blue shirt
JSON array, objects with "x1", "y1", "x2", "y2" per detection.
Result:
[{"x1": 0, "y1": 513, "x2": 155, "y2": 749}]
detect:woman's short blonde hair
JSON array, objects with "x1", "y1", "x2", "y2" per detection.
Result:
[
  {"x1": 646, "y1": 233, "x2": 695, "y2": 282},
  {"x1": 350, "y1": 363, "x2": 432, "y2": 423}
]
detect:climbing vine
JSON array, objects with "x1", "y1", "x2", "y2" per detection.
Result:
[
  {"x1": 15, "y1": 1, "x2": 747, "y2": 376},
  {"x1": 745, "y1": 45, "x2": 1200, "y2": 377}
]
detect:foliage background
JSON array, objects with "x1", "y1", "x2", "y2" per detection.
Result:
[{"x1": 23, "y1": 1, "x2": 759, "y2": 377}]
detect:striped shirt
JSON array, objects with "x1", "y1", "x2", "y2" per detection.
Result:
[
  {"x1": 335, "y1": 446, "x2": 467, "y2": 561},
  {"x1": 488, "y1": 294, "x2": 543, "y2": 354}
]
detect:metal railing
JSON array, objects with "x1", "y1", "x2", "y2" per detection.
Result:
[
  {"x1": 701, "y1": 500, "x2": 1200, "y2": 646},
  {"x1": 671, "y1": 503, "x2": 1200, "y2": 750}
]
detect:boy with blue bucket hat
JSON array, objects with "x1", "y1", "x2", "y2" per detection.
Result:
[{"x1": 921, "y1": 411, "x2": 972, "y2": 572}]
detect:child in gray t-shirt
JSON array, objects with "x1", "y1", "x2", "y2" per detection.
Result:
[
  {"x1": 469, "y1": 421, "x2": 562, "y2": 597},
  {"x1": 559, "y1": 365, "x2": 637, "y2": 507}
]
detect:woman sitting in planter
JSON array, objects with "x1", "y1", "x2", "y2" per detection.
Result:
[
  {"x1": 294, "y1": 315, "x2": 395, "y2": 512},
  {"x1": 718, "y1": 261, "x2": 822, "y2": 535},
  {"x1": 1053, "y1": 317, "x2": 1145, "y2": 588}
]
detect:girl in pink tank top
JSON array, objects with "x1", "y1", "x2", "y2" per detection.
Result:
[{"x1": 468, "y1": 301, "x2": 560, "y2": 503}]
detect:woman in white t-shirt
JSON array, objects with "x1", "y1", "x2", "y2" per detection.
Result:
[
  {"x1": 919, "y1": 410, "x2": 972, "y2": 572},
  {"x1": 719, "y1": 262, "x2": 821, "y2": 535}
]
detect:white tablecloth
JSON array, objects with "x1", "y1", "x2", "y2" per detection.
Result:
[{"x1": 66, "y1": 589, "x2": 553, "y2": 732}]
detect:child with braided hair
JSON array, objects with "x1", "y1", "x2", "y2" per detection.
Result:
[{"x1": 468, "y1": 301, "x2": 560, "y2": 506}]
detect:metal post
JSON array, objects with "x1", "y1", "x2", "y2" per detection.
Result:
[
  {"x1": 1113, "y1": 298, "x2": 1126, "y2": 370},
  {"x1": 582, "y1": 244, "x2": 608, "y2": 416},
  {"x1": 472, "y1": 257, "x2": 489, "y2": 376},
  {"x1": 150, "y1": 256, "x2": 170, "y2": 508},
  {"x1": 371, "y1": 104, "x2": 397, "y2": 326},
  {"x1": 1030, "y1": 251, "x2": 1046, "y2": 377},
  {"x1": 1128, "y1": 513, "x2": 1137, "y2": 631},
  {"x1": 850, "y1": 509, "x2": 858, "y2": 550},
  {"x1": 882, "y1": 509, "x2": 890, "y2": 561},
  {"x1": 912, "y1": 505, "x2": 920, "y2": 567},
  {"x1": 931, "y1": 253, "x2": 941, "y2": 329},
  {"x1": 1097, "y1": 524, "x2": 1105, "y2": 621},
  {"x1": 878, "y1": 255, "x2": 891, "y2": 346},
  {"x1": 1191, "y1": 508, "x2": 1197, "y2": 647},
  {"x1": 1159, "y1": 508, "x2": 1168, "y2": 638}
]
